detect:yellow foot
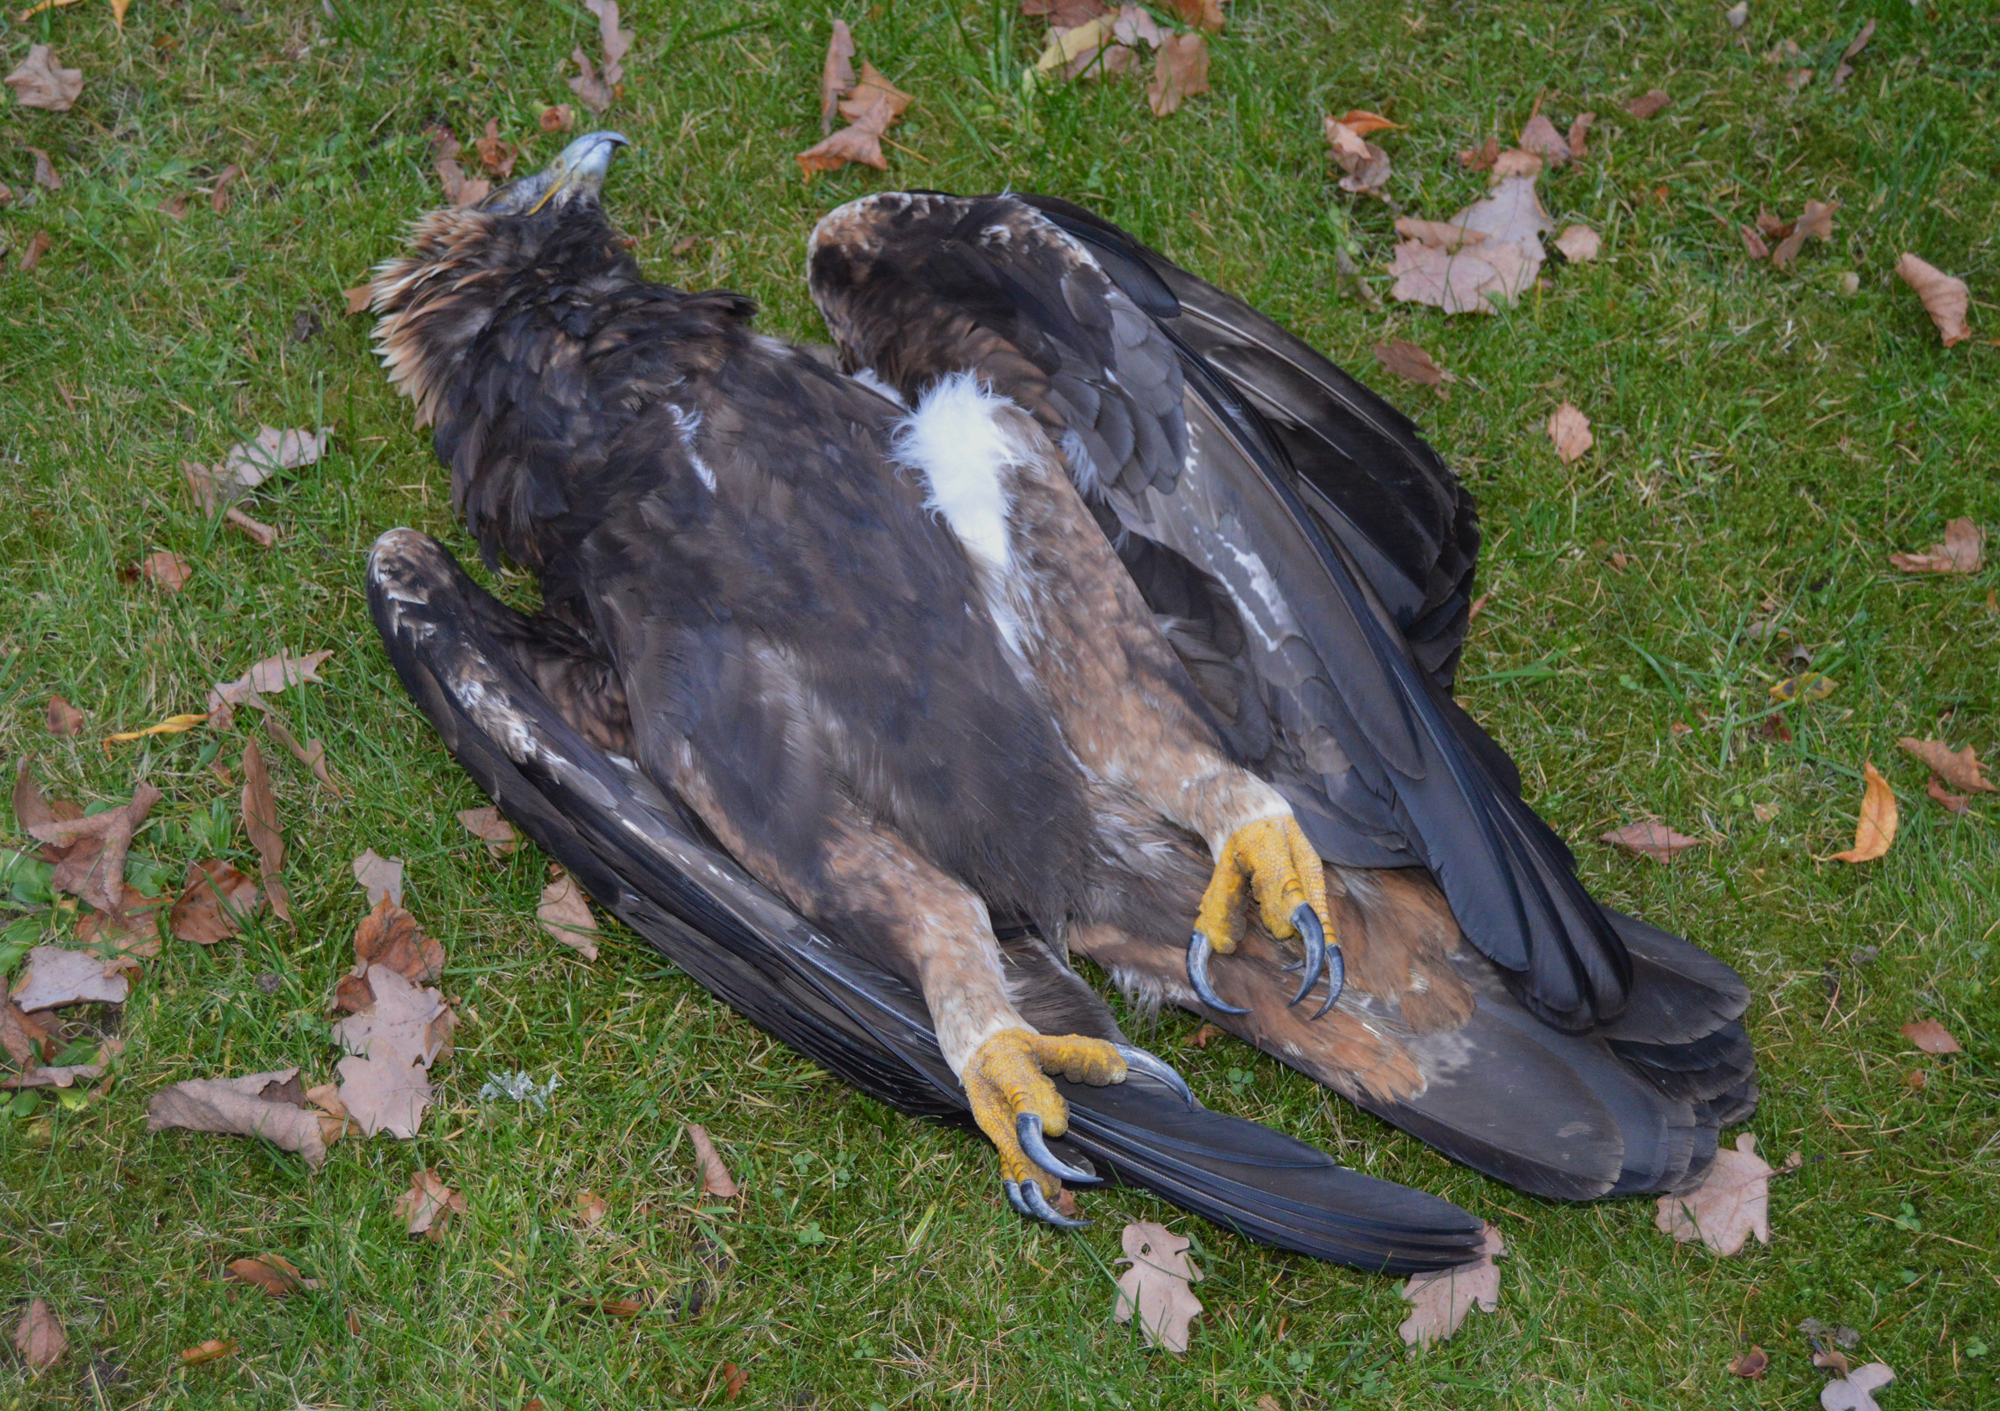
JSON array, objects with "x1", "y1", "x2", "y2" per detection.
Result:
[
  {"x1": 963, "y1": 1028, "x2": 1126, "y2": 1227},
  {"x1": 1188, "y1": 816, "x2": 1342, "y2": 1017}
]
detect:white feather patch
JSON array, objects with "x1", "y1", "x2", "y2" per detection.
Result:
[{"x1": 893, "y1": 373, "x2": 1033, "y2": 579}]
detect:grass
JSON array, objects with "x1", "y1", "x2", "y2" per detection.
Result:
[{"x1": 1, "y1": 0, "x2": 1995, "y2": 1406}]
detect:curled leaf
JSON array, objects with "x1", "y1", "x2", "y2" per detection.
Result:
[
  {"x1": 147, "y1": 1068, "x2": 328, "y2": 1169},
  {"x1": 1894, "y1": 253, "x2": 1971, "y2": 347},
  {"x1": 1895, "y1": 737, "x2": 1994, "y2": 794},
  {"x1": 818, "y1": 18, "x2": 856, "y2": 134},
  {"x1": 1827, "y1": 761, "x2": 1896, "y2": 864},
  {"x1": 538, "y1": 872, "x2": 601, "y2": 960},
  {"x1": 687, "y1": 1123, "x2": 741, "y2": 1197},
  {"x1": 1600, "y1": 820, "x2": 1700, "y2": 863},
  {"x1": 4, "y1": 45, "x2": 83, "y2": 112},
  {"x1": 1888, "y1": 517, "x2": 1983, "y2": 574}
]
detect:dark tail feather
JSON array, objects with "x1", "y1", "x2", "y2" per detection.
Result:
[{"x1": 366, "y1": 528, "x2": 1487, "y2": 1272}]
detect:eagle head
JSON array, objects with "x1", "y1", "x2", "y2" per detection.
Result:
[{"x1": 366, "y1": 130, "x2": 634, "y2": 428}]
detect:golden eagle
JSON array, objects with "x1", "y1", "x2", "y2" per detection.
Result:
[{"x1": 363, "y1": 134, "x2": 1752, "y2": 1270}]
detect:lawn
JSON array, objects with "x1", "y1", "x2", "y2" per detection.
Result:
[{"x1": 2, "y1": 1, "x2": 1995, "y2": 1407}]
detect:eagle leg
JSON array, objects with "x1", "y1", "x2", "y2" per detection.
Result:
[
  {"x1": 1190, "y1": 817, "x2": 1344, "y2": 1015},
  {"x1": 964, "y1": 1027, "x2": 1128, "y2": 1228}
]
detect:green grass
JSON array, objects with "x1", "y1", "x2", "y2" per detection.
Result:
[{"x1": 2, "y1": 0, "x2": 1995, "y2": 1406}]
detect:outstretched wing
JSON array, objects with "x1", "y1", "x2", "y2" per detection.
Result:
[
  {"x1": 807, "y1": 192, "x2": 1627, "y2": 1031},
  {"x1": 367, "y1": 527, "x2": 1487, "y2": 1272}
]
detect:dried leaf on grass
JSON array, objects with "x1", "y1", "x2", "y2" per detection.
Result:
[
  {"x1": 1398, "y1": 1223, "x2": 1504, "y2": 1347},
  {"x1": 1457, "y1": 136, "x2": 1500, "y2": 172},
  {"x1": 1161, "y1": 0, "x2": 1226, "y2": 31},
  {"x1": 395, "y1": 1168, "x2": 467, "y2": 1241},
  {"x1": 1554, "y1": 225, "x2": 1601, "y2": 262},
  {"x1": 1900, "y1": 1019, "x2": 1961, "y2": 1055},
  {"x1": 12, "y1": 1299, "x2": 65, "y2": 1375},
  {"x1": 474, "y1": 120, "x2": 518, "y2": 179},
  {"x1": 687, "y1": 1123, "x2": 741, "y2": 1197},
  {"x1": 348, "y1": 899, "x2": 444, "y2": 993},
  {"x1": 1771, "y1": 199, "x2": 1838, "y2": 269},
  {"x1": 1927, "y1": 776, "x2": 1969, "y2": 815},
  {"x1": 147, "y1": 1067, "x2": 328, "y2": 1170},
  {"x1": 1827, "y1": 762, "x2": 1896, "y2": 864},
  {"x1": 44, "y1": 696, "x2": 84, "y2": 736},
  {"x1": 1831, "y1": 19, "x2": 1876, "y2": 89},
  {"x1": 1324, "y1": 117, "x2": 1391, "y2": 195},
  {"x1": 1625, "y1": 88, "x2": 1670, "y2": 120},
  {"x1": 241, "y1": 741, "x2": 291, "y2": 926},
  {"x1": 75, "y1": 892, "x2": 160, "y2": 959},
  {"x1": 0, "y1": 981, "x2": 47, "y2": 1067},
  {"x1": 722, "y1": 1361, "x2": 750, "y2": 1399},
  {"x1": 818, "y1": 18, "x2": 856, "y2": 133},
  {"x1": 1821, "y1": 1362, "x2": 1895, "y2": 1411},
  {"x1": 1113, "y1": 1220, "x2": 1203, "y2": 1353},
  {"x1": 540, "y1": 103, "x2": 575, "y2": 133},
  {"x1": 5, "y1": 45, "x2": 82, "y2": 111},
  {"x1": 538, "y1": 872, "x2": 601, "y2": 961},
  {"x1": 1888, "y1": 517, "x2": 1982, "y2": 574},
  {"x1": 1894, "y1": 253, "x2": 1971, "y2": 348},
  {"x1": 426, "y1": 125, "x2": 489, "y2": 207},
  {"x1": 225, "y1": 1255, "x2": 321, "y2": 1297},
  {"x1": 169, "y1": 860, "x2": 259, "y2": 945},
  {"x1": 1600, "y1": 820, "x2": 1700, "y2": 863},
  {"x1": 9, "y1": 946, "x2": 129, "y2": 1009},
  {"x1": 457, "y1": 806, "x2": 519, "y2": 858},
  {"x1": 1566, "y1": 111, "x2": 1595, "y2": 159},
  {"x1": 180, "y1": 1338, "x2": 235, "y2": 1366},
  {"x1": 797, "y1": 95, "x2": 896, "y2": 177},
  {"x1": 334, "y1": 964, "x2": 454, "y2": 1139},
  {"x1": 263, "y1": 715, "x2": 337, "y2": 792},
  {"x1": 1518, "y1": 114, "x2": 1571, "y2": 167},
  {"x1": 1184, "y1": 1022, "x2": 1225, "y2": 1048},
  {"x1": 1146, "y1": 33, "x2": 1210, "y2": 117},
  {"x1": 1896, "y1": 738, "x2": 1994, "y2": 795},
  {"x1": 131, "y1": 550, "x2": 193, "y2": 592},
  {"x1": 1547, "y1": 402, "x2": 1593, "y2": 462},
  {"x1": 352, "y1": 849, "x2": 404, "y2": 909},
  {"x1": 587, "y1": 0, "x2": 632, "y2": 85},
  {"x1": 19, "y1": 771, "x2": 162, "y2": 916},
  {"x1": 1373, "y1": 340, "x2": 1456, "y2": 392},
  {"x1": 205, "y1": 649, "x2": 334, "y2": 730},
  {"x1": 840, "y1": 61, "x2": 913, "y2": 122},
  {"x1": 0, "y1": 1035, "x2": 121, "y2": 1090},
  {"x1": 1389, "y1": 175, "x2": 1550, "y2": 314},
  {"x1": 1655, "y1": 1132, "x2": 1772, "y2": 1255},
  {"x1": 573, "y1": 1189, "x2": 609, "y2": 1226},
  {"x1": 1729, "y1": 1347, "x2": 1770, "y2": 1378},
  {"x1": 24, "y1": 146, "x2": 58, "y2": 191}
]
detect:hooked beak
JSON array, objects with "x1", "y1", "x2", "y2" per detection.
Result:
[{"x1": 483, "y1": 130, "x2": 631, "y2": 215}]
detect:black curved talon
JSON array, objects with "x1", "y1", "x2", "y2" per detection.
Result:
[
  {"x1": 1004, "y1": 1179, "x2": 1033, "y2": 1218},
  {"x1": 1017, "y1": 1112, "x2": 1102, "y2": 1185},
  {"x1": 1186, "y1": 932, "x2": 1251, "y2": 1014},
  {"x1": 1017, "y1": 1178, "x2": 1089, "y2": 1228},
  {"x1": 1287, "y1": 904, "x2": 1327, "y2": 1007},
  {"x1": 1114, "y1": 1043, "x2": 1195, "y2": 1104},
  {"x1": 1309, "y1": 945, "x2": 1347, "y2": 1019}
]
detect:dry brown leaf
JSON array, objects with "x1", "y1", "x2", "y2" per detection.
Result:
[
  {"x1": 1160, "y1": 0, "x2": 1225, "y2": 31},
  {"x1": 1373, "y1": 340, "x2": 1456, "y2": 392},
  {"x1": 75, "y1": 890, "x2": 161, "y2": 959},
  {"x1": 1821, "y1": 1362, "x2": 1895, "y2": 1411},
  {"x1": 1021, "y1": 0, "x2": 1112, "y2": 25},
  {"x1": 204, "y1": 649, "x2": 334, "y2": 730},
  {"x1": 839, "y1": 61, "x2": 913, "y2": 122},
  {"x1": 1656, "y1": 1132, "x2": 1772, "y2": 1254},
  {"x1": 1184, "y1": 1022, "x2": 1225, "y2": 1048},
  {"x1": 1113, "y1": 1220, "x2": 1203, "y2": 1353},
  {"x1": 1741, "y1": 225, "x2": 1771, "y2": 260},
  {"x1": 14, "y1": 228, "x2": 51, "y2": 272},
  {"x1": 12, "y1": 1299, "x2": 66, "y2": 1375},
  {"x1": 1111, "y1": 2, "x2": 1165, "y2": 48},
  {"x1": 23, "y1": 780, "x2": 162, "y2": 916},
  {"x1": 474, "y1": 120, "x2": 518, "y2": 179},
  {"x1": 1457, "y1": 137, "x2": 1500, "y2": 172},
  {"x1": 169, "y1": 860, "x2": 259, "y2": 945},
  {"x1": 568, "y1": 48, "x2": 612, "y2": 116},
  {"x1": 1889, "y1": 516, "x2": 1983, "y2": 574},
  {"x1": 1625, "y1": 88, "x2": 1671, "y2": 120},
  {"x1": 0, "y1": 980, "x2": 46, "y2": 1066},
  {"x1": 1554, "y1": 225, "x2": 1601, "y2": 262},
  {"x1": 305, "y1": 1082, "x2": 356, "y2": 1144},
  {"x1": 343, "y1": 284, "x2": 372, "y2": 314},
  {"x1": 1771, "y1": 199, "x2": 1838, "y2": 269},
  {"x1": 209, "y1": 163, "x2": 242, "y2": 214},
  {"x1": 1392, "y1": 216, "x2": 1486, "y2": 253},
  {"x1": 1832, "y1": 18, "x2": 1876, "y2": 87},
  {"x1": 1565, "y1": 111, "x2": 1595, "y2": 159},
  {"x1": 796, "y1": 97, "x2": 894, "y2": 178},
  {"x1": 263, "y1": 715, "x2": 337, "y2": 792},
  {"x1": 225, "y1": 1254, "x2": 320, "y2": 1297},
  {"x1": 352, "y1": 899, "x2": 444, "y2": 985},
  {"x1": 25, "y1": 146, "x2": 58, "y2": 191},
  {"x1": 1324, "y1": 118, "x2": 1390, "y2": 195},
  {"x1": 180, "y1": 1338, "x2": 235, "y2": 1366},
  {"x1": 1600, "y1": 820, "x2": 1700, "y2": 863},
  {"x1": 1547, "y1": 401, "x2": 1593, "y2": 462},
  {"x1": 1336, "y1": 108, "x2": 1400, "y2": 136},
  {"x1": 396, "y1": 1168, "x2": 467, "y2": 1241},
  {"x1": 334, "y1": 964, "x2": 452, "y2": 1139},
  {"x1": 574, "y1": 1189, "x2": 609, "y2": 1226},
  {"x1": 146, "y1": 1068, "x2": 328, "y2": 1169},
  {"x1": 1926, "y1": 775, "x2": 1968, "y2": 815},
  {"x1": 352, "y1": 849, "x2": 404, "y2": 909},
  {"x1": 428, "y1": 125, "x2": 491, "y2": 206},
  {"x1": 44, "y1": 695, "x2": 84, "y2": 736},
  {"x1": 1518, "y1": 114, "x2": 1570, "y2": 166},
  {"x1": 722, "y1": 1361, "x2": 749, "y2": 1400},
  {"x1": 1389, "y1": 174, "x2": 1550, "y2": 314},
  {"x1": 1490, "y1": 148, "x2": 1543, "y2": 179},
  {"x1": 1730, "y1": 1347, "x2": 1769, "y2": 1379},
  {"x1": 5, "y1": 45, "x2": 82, "y2": 111},
  {"x1": 0, "y1": 1035, "x2": 120, "y2": 1091},
  {"x1": 1900, "y1": 1018, "x2": 1961, "y2": 1055},
  {"x1": 587, "y1": 0, "x2": 632, "y2": 86},
  {"x1": 1896, "y1": 738, "x2": 1995, "y2": 795},
  {"x1": 241, "y1": 741, "x2": 291, "y2": 927},
  {"x1": 134, "y1": 550, "x2": 193, "y2": 592},
  {"x1": 1146, "y1": 33, "x2": 1209, "y2": 117},
  {"x1": 687, "y1": 1123, "x2": 741, "y2": 1197},
  {"x1": 1894, "y1": 253, "x2": 1971, "y2": 348},
  {"x1": 1398, "y1": 1224, "x2": 1504, "y2": 1347},
  {"x1": 818, "y1": 18, "x2": 857, "y2": 133},
  {"x1": 540, "y1": 103, "x2": 575, "y2": 133},
  {"x1": 1828, "y1": 762, "x2": 1896, "y2": 864},
  {"x1": 538, "y1": 872, "x2": 601, "y2": 960}
]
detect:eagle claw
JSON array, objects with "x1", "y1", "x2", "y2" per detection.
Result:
[
  {"x1": 1186, "y1": 931, "x2": 1252, "y2": 1014},
  {"x1": 1017, "y1": 1111, "x2": 1101, "y2": 1186},
  {"x1": 1006, "y1": 1178, "x2": 1089, "y2": 1228}
]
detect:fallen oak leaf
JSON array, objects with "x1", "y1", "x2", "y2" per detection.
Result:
[
  {"x1": 4, "y1": 45, "x2": 82, "y2": 112},
  {"x1": 1821, "y1": 1362, "x2": 1895, "y2": 1411},
  {"x1": 1831, "y1": 18, "x2": 1876, "y2": 89},
  {"x1": 208, "y1": 163, "x2": 243, "y2": 214},
  {"x1": 1655, "y1": 1132, "x2": 1772, "y2": 1254},
  {"x1": 1518, "y1": 113, "x2": 1571, "y2": 167},
  {"x1": 574, "y1": 1189, "x2": 609, "y2": 1226},
  {"x1": 12, "y1": 1299, "x2": 66, "y2": 1375},
  {"x1": 474, "y1": 119, "x2": 518, "y2": 179},
  {"x1": 263, "y1": 714, "x2": 338, "y2": 793},
  {"x1": 687, "y1": 1123, "x2": 741, "y2": 1197},
  {"x1": 0, "y1": 1036, "x2": 121, "y2": 1090},
  {"x1": 75, "y1": 891, "x2": 162, "y2": 959},
  {"x1": 395, "y1": 1168, "x2": 466, "y2": 1240},
  {"x1": 204, "y1": 648, "x2": 335, "y2": 731},
  {"x1": 1625, "y1": 88, "x2": 1671, "y2": 120},
  {"x1": 1547, "y1": 402, "x2": 1593, "y2": 462},
  {"x1": 0, "y1": 978, "x2": 46, "y2": 1066},
  {"x1": 1600, "y1": 820, "x2": 1700, "y2": 863},
  {"x1": 1894, "y1": 254, "x2": 1971, "y2": 348},
  {"x1": 1161, "y1": 0, "x2": 1225, "y2": 32},
  {"x1": 168, "y1": 860, "x2": 259, "y2": 945},
  {"x1": 538, "y1": 871, "x2": 601, "y2": 960},
  {"x1": 26, "y1": 146, "x2": 58, "y2": 190},
  {"x1": 1926, "y1": 776, "x2": 1968, "y2": 815},
  {"x1": 1389, "y1": 174, "x2": 1551, "y2": 314},
  {"x1": 1826, "y1": 762, "x2": 1896, "y2": 864},
  {"x1": 1372, "y1": 340, "x2": 1456, "y2": 392},
  {"x1": 540, "y1": 103, "x2": 574, "y2": 133},
  {"x1": 333, "y1": 964, "x2": 453, "y2": 1138},
  {"x1": 795, "y1": 97, "x2": 894, "y2": 178},
  {"x1": 1398, "y1": 1223, "x2": 1504, "y2": 1347},
  {"x1": 241, "y1": 741, "x2": 291, "y2": 926},
  {"x1": 585, "y1": 0, "x2": 632, "y2": 88},
  {"x1": 146, "y1": 1068, "x2": 328, "y2": 1169},
  {"x1": 44, "y1": 696, "x2": 84, "y2": 736},
  {"x1": 1900, "y1": 1019, "x2": 1961, "y2": 1055},
  {"x1": 1741, "y1": 225, "x2": 1770, "y2": 260},
  {"x1": 304, "y1": 1082, "x2": 356, "y2": 1144},
  {"x1": 1565, "y1": 111, "x2": 1595, "y2": 159},
  {"x1": 351, "y1": 898, "x2": 444, "y2": 985},
  {"x1": 224, "y1": 1254, "x2": 320, "y2": 1298},
  {"x1": 23, "y1": 781, "x2": 162, "y2": 915},
  {"x1": 1553, "y1": 225, "x2": 1601, "y2": 263},
  {"x1": 1146, "y1": 33, "x2": 1209, "y2": 117},
  {"x1": 1896, "y1": 737, "x2": 1995, "y2": 794},
  {"x1": 838, "y1": 61, "x2": 912, "y2": 123},
  {"x1": 1490, "y1": 148, "x2": 1543, "y2": 179},
  {"x1": 179, "y1": 1339, "x2": 235, "y2": 1367},
  {"x1": 352, "y1": 849, "x2": 404, "y2": 909},
  {"x1": 1113, "y1": 1220, "x2": 1204, "y2": 1353},
  {"x1": 1889, "y1": 516, "x2": 1982, "y2": 575},
  {"x1": 1457, "y1": 136, "x2": 1500, "y2": 172},
  {"x1": 568, "y1": 48, "x2": 612, "y2": 116}
]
